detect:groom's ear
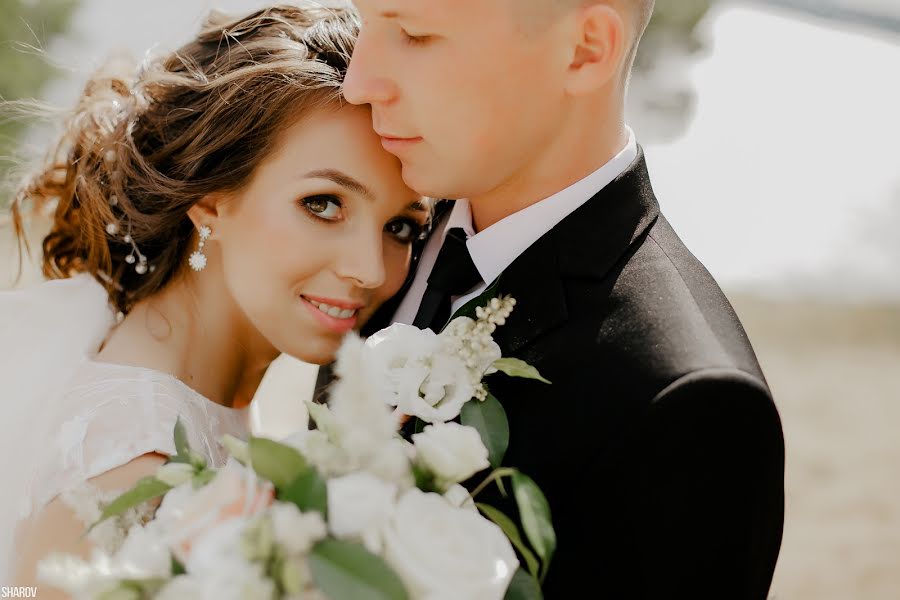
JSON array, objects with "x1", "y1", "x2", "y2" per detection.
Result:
[{"x1": 564, "y1": 3, "x2": 627, "y2": 96}]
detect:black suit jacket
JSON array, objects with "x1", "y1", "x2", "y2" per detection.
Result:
[{"x1": 474, "y1": 149, "x2": 784, "y2": 598}]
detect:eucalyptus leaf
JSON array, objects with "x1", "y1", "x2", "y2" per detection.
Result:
[
  {"x1": 503, "y1": 568, "x2": 544, "y2": 600},
  {"x1": 512, "y1": 472, "x2": 556, "y2": 580},
  {"x1": 461, "y1": 393, "x2": 509, "y2": 469},
  {"x1": 476, "y1": 503, "x2": 540, "y2": 578},
  {"x1": 310, "y1": 539, "x2": 409, "y2": 600},
  {"x1": 90, "y1": 477, "x2": 171, "y2": 532},
  {"x1": 249, "y1": 437, "x2": 310, "y2": 489},
  {"x1": 491, "y1": 358, "x2": 551, "y2": 385},
  {"x1": 280, "y1": 469, "x2": 328, "y2": 516},
  {"x1": 192, "y1": 469, "x2": 217, "y2": 490}
]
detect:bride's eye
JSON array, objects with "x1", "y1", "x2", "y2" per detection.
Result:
[
  {"x1": 385, "y1": 218, "x2": 424, "y2": 244},
  {"x1": 301, "y1": 195, "x2": 343, "y2": 221}
]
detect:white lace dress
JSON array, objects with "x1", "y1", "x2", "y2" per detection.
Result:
[{"x1": 0, "y1": 275, "x2": 250, "y2": 584}]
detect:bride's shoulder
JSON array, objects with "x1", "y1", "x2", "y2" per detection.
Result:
[{"x1": 31, "y1": 360, "x2": 247, "y2": 511}]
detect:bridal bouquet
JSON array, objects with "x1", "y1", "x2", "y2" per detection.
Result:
[{"x1": 39, "y1": 295, "x2": 555, "y2": 600}]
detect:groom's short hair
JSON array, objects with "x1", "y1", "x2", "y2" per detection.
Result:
[{"x1": 521, "y1": 0, "x2": 655, "y2": 76}]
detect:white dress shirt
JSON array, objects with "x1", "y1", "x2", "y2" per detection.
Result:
[{"x1": 391, "y1": 127, "x2": 639, "y2": 325}]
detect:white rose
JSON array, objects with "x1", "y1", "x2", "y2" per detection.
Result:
[
  {"x1": 366, "y1": 324, "x2": 475, "y2": 423},
  {"x1": 443, "y1": 484, "x2": 478, "y2": 513},
  {"x1": 327, "y1": 472, "x2": 397, "y2": 554},
  {"x1": 269, "y1": 503, "x2": 327, "y2": 556},
  {"x1": 413, "y1": 423, "x2": 490, "y2": 487},
  {"x1": 382, "y1": 489, "x2": 518, "y2": 600},
  {"x1": 154, "y1": 458, "x2": 273, "y2": 564}
]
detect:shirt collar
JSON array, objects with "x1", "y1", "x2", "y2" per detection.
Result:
[{"x1": 449, "y1": 126, "x2": 638, "y2": 286}]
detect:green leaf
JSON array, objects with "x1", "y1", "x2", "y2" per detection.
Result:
[
  {"x1": 461, "y1": 393, "x2": 510, "y2": 469},
  {"x1": 192, "y1": 469, "x2": 217, "y2": 489},
  {"x1": 492, "y1": 358, "x2": 551, "y2": 385},
  {"x1": 310, "y1": 539, "x2": 409, "y2": 600},
  {"x1": 476, "y1": 503, "x2": 540, "y2": 579},
  {"x1": 280, "y1": 469, "x2": 328, "y2": 516},
  {"x1": 90, "y1": 477, "x2": 171, "y2": 532},
  {"x1": 503, "y1": 568, "x2": 544, "y2": 600},
  {"x1": 512, "y1": 472, "x2": 556, "y2": 582},
  {"x1": 174, "y1": 418, "x2": 190, "y2": 459},
  {"x1": 249, "y1": 437, "x2": 310, "y2": 489},
  {"x1": 445, "y1": 275, "x2": 503, "y2": 325},
  {"x1": 413, "y1": 417, "x2": 426, "y2": 435},
  {"x1": 171, "y1": 556, "x2": 186, "y2": 576}
]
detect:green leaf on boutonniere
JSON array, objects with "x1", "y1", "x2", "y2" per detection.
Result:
[
  {"x1": 444, "y1": 275, "x2": 503, "y2": 326},
  {"x1": 491, "y1": 358, "x2": 551, "y2": 385},
  {"x1": 249, "y1": 437, "x2": 310, "y2": 490},
  {"x1": 461, "y1": 393, "x2": 509, "y2": 469},
  {"x1": 512, "y1": 472, "x2": 556, "y2": 583},
  {"x1": 476, "y1": 503, "x2": 540, "y2": 579},
  {"x1": 503, "y1": 567, "x2": 544, "y2": 600},
  {"x1": 280, "y1": 469, "x2": 328, "y2": 516},
  {"x1": 310, "y1": 539, "x2": 409, "y2": 600},
  {"x1": 413, "y1": 417, "x2": 427, "y2": 435},
  {"x1": 89, "y1": 476, "x2": 172, "y2": 533}
]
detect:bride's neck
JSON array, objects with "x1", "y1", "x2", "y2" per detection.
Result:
[{"x1": 97, "y1": 274, "x2": 278, "y2": 409}]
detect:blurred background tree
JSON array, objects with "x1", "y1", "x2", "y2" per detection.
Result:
[
  {"x1": 0, "y1": 0, "x2": 80, "y2": 208},
  {"x1": 629, "y1": 0, "x2": 717, "y2": 142}
]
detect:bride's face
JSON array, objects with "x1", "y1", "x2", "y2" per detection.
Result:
[{"x1": 204, "y1": 105, "x2": 427, "y2": 364}]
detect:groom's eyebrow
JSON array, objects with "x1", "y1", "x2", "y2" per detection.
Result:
[{"x1": 304, "y1": 169, "x2": 374, "y2": 201}]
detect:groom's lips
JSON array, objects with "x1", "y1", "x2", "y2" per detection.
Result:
[{"x1": 378, "y1": 132, "x2": 422, "y2": 153}]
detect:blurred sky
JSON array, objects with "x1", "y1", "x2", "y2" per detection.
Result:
[{"x1": 23, "y1": 0, "x2": 900, "y2": 302}]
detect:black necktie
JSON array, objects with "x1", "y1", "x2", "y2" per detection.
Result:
[{"x1": 413, "y1": 227, "x2": 482, "y2": 332}]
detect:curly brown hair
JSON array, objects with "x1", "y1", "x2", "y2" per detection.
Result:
[{"x1": 8, "y1": 3, "x2": 359, "y2": 313}]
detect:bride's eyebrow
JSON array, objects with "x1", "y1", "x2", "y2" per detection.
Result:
[{"x1": 303, "y1": 169, "x2": 374, "y2": 201}]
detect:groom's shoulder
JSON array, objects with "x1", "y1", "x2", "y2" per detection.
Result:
[{"x1": 563, "y1": 212, "x2": 769, "y2": 397}]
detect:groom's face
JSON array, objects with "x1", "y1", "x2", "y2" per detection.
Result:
[{"x1": 346, "y1": 0, "x2": 572, "y2": 200}]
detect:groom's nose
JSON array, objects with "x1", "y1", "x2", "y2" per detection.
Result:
[{"x1": 344, "y1": 31, "x2": 398, "y2": 106}]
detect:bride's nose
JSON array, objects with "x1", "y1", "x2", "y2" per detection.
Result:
[{"x1": 333, "y1": 228, "x2": 386, "y2": 289}]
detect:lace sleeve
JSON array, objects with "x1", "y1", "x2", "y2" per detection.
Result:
[{"x1": 31, "y1": 367, "x2": 245, "y2": 515}]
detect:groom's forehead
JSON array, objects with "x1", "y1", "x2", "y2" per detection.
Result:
[{"x1": 354, "y1": 0, "x2": 493, "y2": 18}]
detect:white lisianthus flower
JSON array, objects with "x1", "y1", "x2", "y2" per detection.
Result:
[
  {"x1": 179, "y1": 517, "x2": 277, "y2": 600},
  {"x1": 365, "y1": 437, "x2": 415, "y2": 490},
  {"x1": 327, "y1": 472, "x2": 398, "y2": 554},
  {"x1": 366, "y1": 323, "x2": 477, "y2": 423},
  {"x1": 382, "y1": 489, "x2": 518, "y2": 600},
  {"x1": 413, "y1": 423, "x2": 490, "y2": 487},
  {"x1": 269, "y1": 503, "x2": 327, "y2": 556}
]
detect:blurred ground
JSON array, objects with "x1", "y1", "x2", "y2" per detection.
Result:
[{"x1": 732, "y1": 294, "x2": 900, "y2": 600}]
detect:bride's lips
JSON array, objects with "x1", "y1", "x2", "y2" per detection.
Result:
[{"x1": 300, "y1": 294, "x2": 364, "y2": 334}]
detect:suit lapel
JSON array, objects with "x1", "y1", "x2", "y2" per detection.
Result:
[{"x1": 491, "y1": 148, "x2": 660, "y2": 356}]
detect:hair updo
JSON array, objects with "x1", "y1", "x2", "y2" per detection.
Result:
[{"x1": 9, "y1": 3, "x2": 359, "y2": 313}]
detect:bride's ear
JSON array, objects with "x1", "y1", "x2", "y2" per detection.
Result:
[{"x1": 187, "y1": 193, "x2": 228, "y2": 236}]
